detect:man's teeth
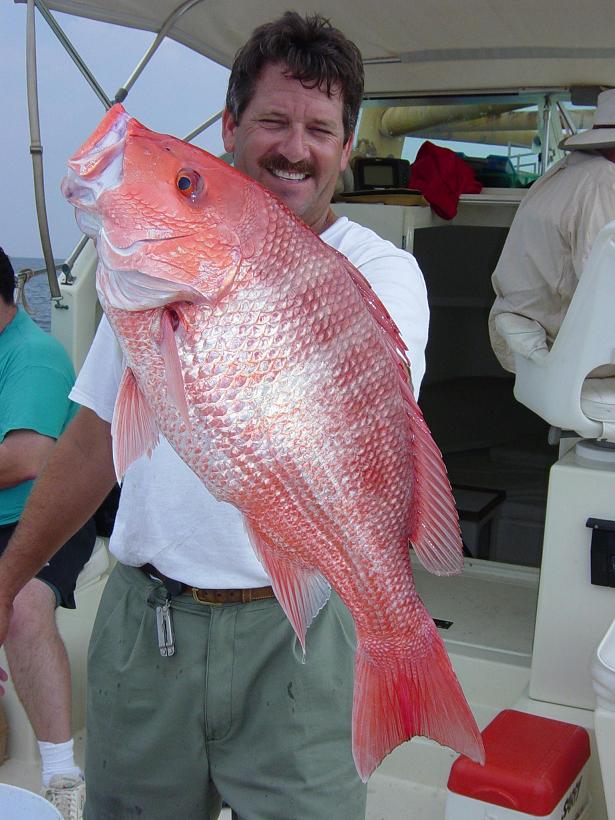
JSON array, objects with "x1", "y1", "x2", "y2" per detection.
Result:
[{"x1": 271, "y1": 169, "x2": 307, "y2": 181}]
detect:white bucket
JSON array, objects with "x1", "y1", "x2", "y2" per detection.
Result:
[{"x1": 0, "y1": 783, "x2": 62, "y2": 818}]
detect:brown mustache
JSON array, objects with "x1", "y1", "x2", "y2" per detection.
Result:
[{"x1": 259, "y1": 155, "x2": 314, "y2": 176}]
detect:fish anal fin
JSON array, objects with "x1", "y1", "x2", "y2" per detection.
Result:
[
  {"x1": 160, "y1": 307, "x2": 190, "y2": 427},
  {"x1": 244, "y1": 518, "x2": 330, "y2": 652},
  {"x1": 111, "y1": 367, "x2": 159, "y2": 482},
  {"x1": 353, "y1": 619, "x2": 485, "y2": 782}
]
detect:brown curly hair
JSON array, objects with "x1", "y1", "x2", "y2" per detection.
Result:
[{"x1": 226, "y1": 11, "x2": 364, "y2": 143}]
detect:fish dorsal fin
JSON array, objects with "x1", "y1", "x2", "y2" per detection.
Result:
[
  {"x1": 111, "y1": 366, "x2": 160, "y2": 482},
  {"x1": 342, "y1": 257, "x2": 412, "y2": 385},
  {"x1": 244, "y1": 517, "x2": 331, "y2": 653},
  {"x1": 405, "y1": 391, "x2": 464, "y2": 575},
  {"x1": 159, "y1": 307, "x2": 190, "y2": 427},
  {"x1": 343, "y1": 258, "x2": 463, "y2": 576}
]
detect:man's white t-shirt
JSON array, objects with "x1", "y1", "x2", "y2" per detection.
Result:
[{"x1": 71, "y1": 216, "x2": 429, "y2": 587}]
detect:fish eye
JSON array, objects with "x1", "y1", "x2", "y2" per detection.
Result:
[{"x1": 176, "y1": 169, "x2": 203, "y2": 200}]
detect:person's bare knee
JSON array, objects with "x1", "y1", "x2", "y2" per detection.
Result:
[
  {"x1": 3, "y1": 577, "x2": 73, "y2": 745},
  {"x1": 5, "y1": 578, "x2": 58, "y2": 648}
]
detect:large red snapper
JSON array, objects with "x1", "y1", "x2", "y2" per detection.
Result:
[{"x1": 62, "y1": 103, "x2": 484, "y2": 779}]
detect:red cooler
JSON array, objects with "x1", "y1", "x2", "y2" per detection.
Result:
[{"x1": 445, "y1": 710, "x2": 591, "y2": 820}]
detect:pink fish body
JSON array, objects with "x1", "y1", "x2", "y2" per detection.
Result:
[{"x1": 62, "y1": 104, "x2": 484, "y2": 779}]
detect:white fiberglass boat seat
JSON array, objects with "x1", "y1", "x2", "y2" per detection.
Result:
[
  {"x1": 494, "y1": 218, "x2": 615, "y2": 447},
  {"x1": 0, "y1": 537, "x2": 110, "y2": 773}
]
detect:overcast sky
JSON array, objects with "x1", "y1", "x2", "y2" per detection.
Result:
[{"x1": 2, "y1": 2, "x2": 230, "y2": 258}]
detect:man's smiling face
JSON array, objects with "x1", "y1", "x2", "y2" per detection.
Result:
[{"x1": 222, "y1": 62, "x2": 353, "y2": 235}]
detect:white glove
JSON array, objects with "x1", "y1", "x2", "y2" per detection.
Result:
[{"x1": 494, "y1": 313, "x2": 549, "y2": 362}]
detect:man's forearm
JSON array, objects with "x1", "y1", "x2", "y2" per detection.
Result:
[{"x1": 0, "y1": 407, "x2": 116, "y2": 601}]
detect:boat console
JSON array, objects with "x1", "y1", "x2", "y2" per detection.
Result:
[{"x1": 499, "y1": 218, "x2": 615, "y2": 820}]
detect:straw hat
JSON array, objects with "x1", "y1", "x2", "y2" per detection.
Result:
[{"x1": 560, "y1": 89, "x2": 615, "y2": 151}]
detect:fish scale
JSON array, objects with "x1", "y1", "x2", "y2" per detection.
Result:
[{"x1": 62, "y1": 102, "x2": 484, "y2": 782}]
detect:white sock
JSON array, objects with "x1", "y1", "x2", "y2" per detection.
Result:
[{"x1": 38, "y1": 739, "x2": 82, "y2": 787}]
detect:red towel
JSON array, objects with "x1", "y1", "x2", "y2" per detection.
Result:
[{"x1": 409, "y1": 141, "x2": 482, "y2": 220}]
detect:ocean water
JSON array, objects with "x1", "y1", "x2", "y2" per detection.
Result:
[{"x1": 9, "y1": 256, "x2": 55, "y2": 332}]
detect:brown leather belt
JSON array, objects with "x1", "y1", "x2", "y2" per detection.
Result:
[
  {"x1": 191, "y1": 586, "x2": 275, "y2": 604},
  {"x1": 141, "y1": 564, "x2": 275, "y2": 605}
]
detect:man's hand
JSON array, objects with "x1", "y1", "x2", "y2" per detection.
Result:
[{"x1": 0, "y1": 597, "x2": 14, "y2": 695}]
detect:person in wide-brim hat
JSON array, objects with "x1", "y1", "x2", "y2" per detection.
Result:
[
  {"x1": 491, "y1": 86, "x2": 615, "y2": 376},
  {"x1": 560, "y1": 88, "x2": 615, "y2": 151}
]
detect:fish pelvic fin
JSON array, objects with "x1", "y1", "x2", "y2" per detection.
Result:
[
  {"x1": 111, "y1": 366, "x2": 160, "y2": 482},
  {"x1": 159, "y1": 306, "x2": 191, "y2": 428},
  {"x1": 352, "y1": 621, "x2": 485, "y2": 782},
  {"x1": 244, "y1": 518, "x2": 330, "y2": 653}
]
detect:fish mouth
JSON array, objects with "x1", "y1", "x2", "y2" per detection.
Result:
[
  {"x1": 67, "y1": 103, "x2": 130, "y2": 181},
  {"x1": 61, "y1": 103, "x2": 130, "y2": 226},
  {"x1": 74, "y1": 205, "x2": 102, "y2": 239}
]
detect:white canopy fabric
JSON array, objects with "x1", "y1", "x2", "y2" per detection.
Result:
[{"x1": 16, "y1": 0, "x2": 615, "y2": 96}]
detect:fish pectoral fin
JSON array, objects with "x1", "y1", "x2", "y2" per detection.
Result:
[
  {"x1": 244, "y1": 518, "x2": 331, "y2": 653},
  {"x1": 111, "y1": 366, "x2": 160, "y2": 482},
  {"x1": 159, "y1": 307, "x2": 190, "y2": 427}
]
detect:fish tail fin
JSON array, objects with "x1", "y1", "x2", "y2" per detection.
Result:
[{"x1": 352, "y1": 625, "x2": 485, "y2": 782}]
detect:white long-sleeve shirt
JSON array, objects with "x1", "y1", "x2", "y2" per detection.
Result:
[{"x1": 489, "y1": 151, "x2": 615, "y2": 372}]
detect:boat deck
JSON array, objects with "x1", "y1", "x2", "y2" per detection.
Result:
[{"x1": 414, "y1": 555, "x2": 539, "y2": 664}]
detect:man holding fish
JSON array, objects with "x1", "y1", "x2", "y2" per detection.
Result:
[{"x1": 0, "y1": 12, "x2": 483, "y2": 819}]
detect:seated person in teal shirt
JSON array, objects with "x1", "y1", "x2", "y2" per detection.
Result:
[{"x1": 0, "y1": 248, "x2": 95, "y2": 817}]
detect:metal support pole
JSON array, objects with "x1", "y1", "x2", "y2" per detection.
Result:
[
  {"x1": 33, "y1": 0, "x2": 112, "y2": 109},
  {"x1": 557, "y1": 100, "x2": 577, "y2": 136},
  {"x1": 26, "y1": 0, "x2": 61, "y2": 299},
  {"x1": 182, "y1": 109, "x2": 223, "y2": 142},
  {"x1": 114, "y1": 0, "x2": 206, "y2": 102},
  {"x1": 539, "y1": 95, "x2": 553, "y2": 175},
  {"x1": 62, "y1": 235, "x2": 89, "y2": 273}
]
